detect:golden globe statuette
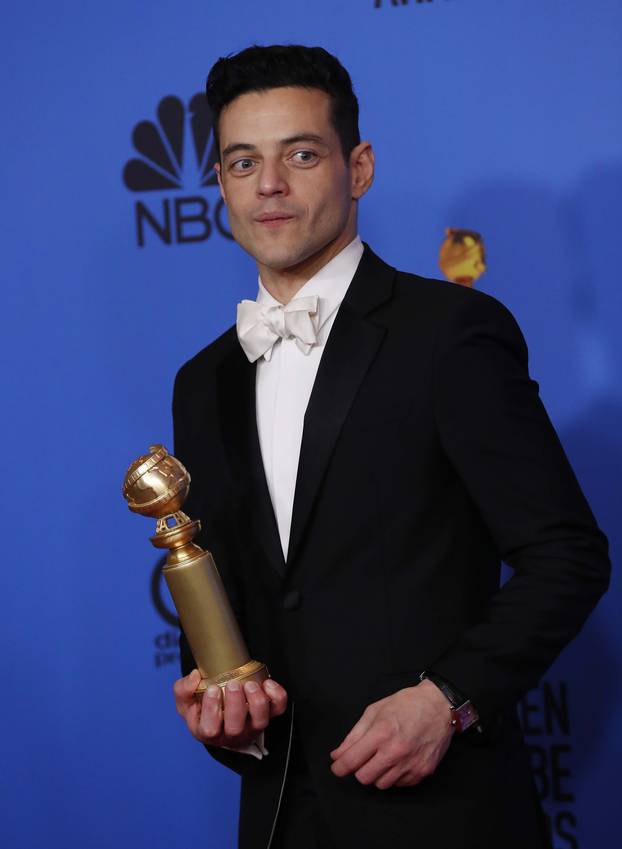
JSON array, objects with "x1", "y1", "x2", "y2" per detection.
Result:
[{"x1": 122, "y1": 445, "x2": 268, "y2": 698}]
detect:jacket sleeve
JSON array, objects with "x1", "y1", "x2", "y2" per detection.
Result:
[
  {"x1": 171, "y1": 363, "x2": 245, "y2": 623},
  {"x1": 429, "y1": 291, "x2": 610, "y2": 727},
  {"x1": 172, "y1": 364, "x2": 262, "y2": 777}
]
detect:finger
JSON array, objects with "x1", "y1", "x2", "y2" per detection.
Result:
[
  {"x1": 183, "y1": 698, "x2": 203, "y2": 737},
  {"x1": 395, "y1": 770, "x2": 421, "y2": 787},
  {"x1": 244, "y1": 681, "x2": 270, "y2": 731},
  {"x1": 223, "y1": 681, "x2": 249, "y2": 738},
  {"x1": 330, "y1": 711, "x2": 374, "y2": 760},
  {"x1": 373, "y1": 764, "x2": 409, "y2": 790},
  {"x1": 354, "y1": 749, "x2": 398, "y2": 786},
  {"x1": 197, "y1": 685, "x2": 224, "y2": 740},
  {"x1": 394, "y1": 757, "x2": 436, "y2": 787},
  {"x1": 173, "y1": 669, "x2": 201, "y2": 714},
  {"x1": 262, "y1": 679, "x2": 288, "y2": 716},
  {"x1": 330, "y1": 729, "x2": 380, "y2": 778}
]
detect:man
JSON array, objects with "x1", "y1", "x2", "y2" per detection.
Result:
[{"x1": 172, "y1": 45, "x2": 610, "y2": 849}]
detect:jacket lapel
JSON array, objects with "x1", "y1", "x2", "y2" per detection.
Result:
[
  {"x1": 286, "y1": 245, "x2": 395, "y2": 567},
  {"x1": 215, "y1": 245, "x2": 395, "y2": 576},
  {"x1": 216, "y1": 341, "x2": 286, "y2": 575}
]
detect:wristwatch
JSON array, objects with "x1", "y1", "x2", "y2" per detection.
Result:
[{"x1": 419, "y1": 671, "x2": 482, "y2": 734}]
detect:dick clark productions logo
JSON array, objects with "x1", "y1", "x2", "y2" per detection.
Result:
[{"x1": 123, "y1": 93, "x2": 232, "y2": 247}]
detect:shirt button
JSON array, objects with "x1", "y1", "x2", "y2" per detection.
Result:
[{"x1": 282, "y1": 589, "x2": 301, "y2": 610}]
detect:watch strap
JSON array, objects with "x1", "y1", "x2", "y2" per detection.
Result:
[{"x1": 419, "y1": 671, "x2": 482, "y2": 734}]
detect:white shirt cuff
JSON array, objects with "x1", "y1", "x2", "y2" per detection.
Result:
[{"x1": 222, "y1": 731, "x2": 268, "y2": 760}]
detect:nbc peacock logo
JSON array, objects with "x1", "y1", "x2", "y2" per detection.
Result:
[{"x1": 123, "y1": 93, "x2": 232, "y2": 247}]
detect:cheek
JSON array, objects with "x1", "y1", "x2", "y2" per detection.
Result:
[
  {"x1": 321, "y1": 200, "x2": 351, "y2": 231},
  {"x1": 221, "y1": 181, "x2": 251, "y2": 214},
  {"x1": 309, "y1": 183, "x2": 351, "y2": 224},
  {"x1": 224, "y1": 200, "x2": 253, "y2": 237},
  {"x1": 325, "y1": 172, "x2": 352, "y2": 218}
]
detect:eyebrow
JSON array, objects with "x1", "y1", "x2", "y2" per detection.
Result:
[{"x1": 221, "y1": 134, "x2": 328, "y2": 160}]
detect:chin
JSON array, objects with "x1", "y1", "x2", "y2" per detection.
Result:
[
  {"x1": 232, "y1": 232, "x2": 296, "y2": 269},
  {"x1": 255, "y1": 245, "x2": 315, "y2": 272}
]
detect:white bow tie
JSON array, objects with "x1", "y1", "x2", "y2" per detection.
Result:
[{"x1": 236, "y1": 295, "x2": 321, "y2": 363}]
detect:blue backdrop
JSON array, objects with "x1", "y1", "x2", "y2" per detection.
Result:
[{"x1": 2, "y1": 2, "x2": 620, "y2": 847}]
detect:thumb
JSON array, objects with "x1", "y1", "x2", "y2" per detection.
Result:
[
  {"x1": 185, "y1": 668, "x2": 201, "y2": 692},
  {"x1": 174, "y1": 668, "x2": 201, "y2": 704}
]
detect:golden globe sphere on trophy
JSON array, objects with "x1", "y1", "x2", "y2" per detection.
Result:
[{"x1": 122, "y1": 445, "x2": 267, "y2": 697}]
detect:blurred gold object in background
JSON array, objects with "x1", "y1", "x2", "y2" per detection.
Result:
[
  {"x1": 439, "y1": 228, "x2": 487, "y2": 287},
  {"x1": 123, "y1": 445, "x2": 268, "y2": 697}
]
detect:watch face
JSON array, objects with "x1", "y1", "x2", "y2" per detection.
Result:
[{"x1": 452, "y1": 702, "x2": 479, "y2": 733}]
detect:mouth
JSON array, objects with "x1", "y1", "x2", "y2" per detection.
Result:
[{"x1": 254, "y1": 212, "x2": 295, "y2": 229}]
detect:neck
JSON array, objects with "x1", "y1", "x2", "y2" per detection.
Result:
[{"x1": 258, "y1": 223, "x2": 357, "y2": 305}]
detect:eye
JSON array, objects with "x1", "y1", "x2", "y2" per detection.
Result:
[
  {"x1": 230, "y1": 158, "x2": 256, "y2": 173},
  {"x1": 290, "y1": 150, "x2": 318, "y2": 165}
]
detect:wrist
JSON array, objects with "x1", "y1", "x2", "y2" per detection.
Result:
[
  {"x1": 417, "y1": 678, "x2": 454, "y2": 713},
  {"x1": 419, "y1": 671, "x2": 481, "y2": 734}
]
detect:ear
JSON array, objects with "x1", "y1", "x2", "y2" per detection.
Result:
[
  {"x1": 349, "y1": 142, "x2": 375, "y2": 200},
  {"x1": 214, "y1": 162, "x2": 226, "y2": 203}
]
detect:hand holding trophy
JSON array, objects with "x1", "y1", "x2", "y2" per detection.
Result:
[{"x1": 122, "y1": 445, "x2": 268, "y2": 699}]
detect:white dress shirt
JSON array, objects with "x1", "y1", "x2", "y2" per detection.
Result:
[{"x1": 255, "y1": 235, "x2": 364, "y2": 561}]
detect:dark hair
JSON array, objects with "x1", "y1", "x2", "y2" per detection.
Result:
[{"x1": 206, "y1": 45, "x2": 360, "y2": 161}]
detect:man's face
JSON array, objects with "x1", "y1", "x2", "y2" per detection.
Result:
[{"x1": 215, "y1": 87, "x2": 357, "y2": 274}]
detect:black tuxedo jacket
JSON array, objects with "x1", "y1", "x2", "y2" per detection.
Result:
[{"x1": 173, "y1": 245, "x2": 610, "y2": 849}]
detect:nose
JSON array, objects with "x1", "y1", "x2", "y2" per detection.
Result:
[{"x1": 257, "y1": 158, "x2": 289, "y2": 198}]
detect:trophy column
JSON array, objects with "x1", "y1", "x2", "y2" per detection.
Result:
[{"x1": 123, "y1": 445, "x2": 268, "y2": 697}]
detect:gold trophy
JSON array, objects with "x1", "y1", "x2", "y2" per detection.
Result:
[{"x1": 122, "y1": 444, "x2": 268, "y2": 697}]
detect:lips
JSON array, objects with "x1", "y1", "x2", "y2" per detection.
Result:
[
  {"x1": 255, "y1": 212, "x2": 294, "y2": 223},
  {"x1": 254, "y1": 212, "x2": 295, "y2": 230}
]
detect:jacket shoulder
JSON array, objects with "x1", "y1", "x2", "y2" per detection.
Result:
[
  {"x1": 175, "y1": 324, "x2": 238, "y2": 389},
  {"x1": 362, "y1": 244, "x2": 516, "y2": 324},
  {"x1": 382, "y1": 265, "x2": 529, "y2": 378},
  {"x1": 392, "y1": 266, "x2": 516, "y2": 324}
]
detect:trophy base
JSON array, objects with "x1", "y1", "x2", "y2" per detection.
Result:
[{"x1": 195, "y1": 659, "x2": 269, "y2": 699}]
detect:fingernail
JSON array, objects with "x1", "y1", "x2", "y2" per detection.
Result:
[
  {"x1": 227, "y1": 681, "x2": 241, "y2": 692},
  {"x1": 207, "y1": 685, "x2": 220, "y2": 698},
  {"x1": 245, "y1": 681, "x2": 259, "y2": 694},
  {"x1": 265, "y1": 679, "x2": 277, "y2": 690}
]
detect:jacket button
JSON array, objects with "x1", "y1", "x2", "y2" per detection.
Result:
[{"x1": 282, "y1": 589, "x2": 301, "y2": 610}]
